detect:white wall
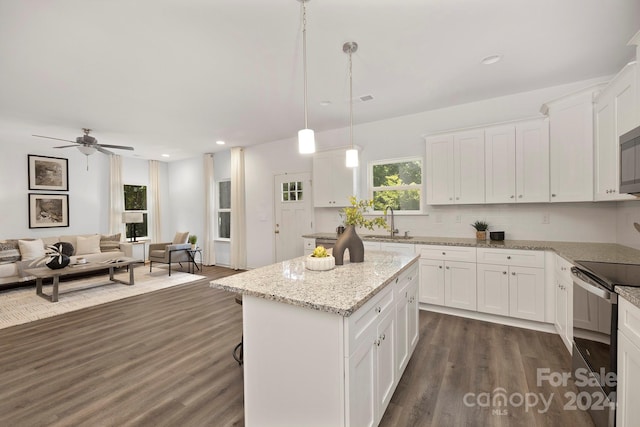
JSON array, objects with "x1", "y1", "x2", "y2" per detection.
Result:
[
  {"x1": 0, "y1": 133, "x2": 110, "y2": 239},
  {"x1": 616, "y1": 200, "x2": 640, "y2": 250}
]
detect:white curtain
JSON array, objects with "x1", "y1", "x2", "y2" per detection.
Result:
[
  {"x1": 230, "y1": 147, "x2": 246, "y2": 270},
  {"x1": 109, "y1": 155, "x2": 125, "y2": 237},
  {"x1": 203, "y1": 153, "x2": 216, "y2": 266},
  {"x1": 148, "y1": 160, "x2": 162, "y2": 242}
]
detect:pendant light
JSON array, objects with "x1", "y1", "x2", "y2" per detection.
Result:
[
  {"x1": 344, "y1": 41, "x2": 359, "y2": 167},
  {"x1": 297, "y1": 0, "x2": 315, "y2": 154}
]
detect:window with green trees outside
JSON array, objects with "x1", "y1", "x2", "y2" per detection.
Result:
[{"x1": 370, "y1": 158, "x2": 423, "y2": 212}]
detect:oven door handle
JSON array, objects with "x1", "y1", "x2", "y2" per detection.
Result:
[{"x1": 572, "y1": 273, "x2": 613, "y2": 300}]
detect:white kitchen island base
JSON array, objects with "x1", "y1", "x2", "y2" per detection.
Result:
[
  {"x1": 243, "y1": 295, "x2": 346, "y2": 427},
  {"x1": 211, "y1": 251, "x2": 419, "y2": 427}
]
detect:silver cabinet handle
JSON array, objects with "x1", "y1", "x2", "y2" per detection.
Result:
[
  {"x1": 442, "y1": 252, "x2": 446, "y2": 255},
  {"x1": 503, "y1": 271, "x2": 507, "y2": 275},
  {"x1": 380, "y1": 334, "x2": 386, "y2": 341},
  {"x1": 375, "y1": 339, "x2": 380, "y2": 346},
  {"x1": 507, "y1": 256, "x2": 511, "y2": 259},
  {"x1": 510, "y1": 195, "x2": 514, "y2": 199},
  {"x1": 518, "y1": 195, "x2": 523, "y2": 198},
  {"x1": 438, "y1": 265, "x2": 443, "y2": 269},
  {"x1": 446, "y1": 266, "x2": 450, "y2": 270},
  {"x1": 552, "y1": 194, "x2": 557, "y2": 197},
  {"x1": 375, "y1": 307, "x2": 381, "y2": 313},
  {"x1": 512, "y1": 272, "x2": 516, "y2": 276}
]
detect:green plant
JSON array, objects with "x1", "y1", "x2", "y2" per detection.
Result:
[
  {"x1": 471, "y1": 220, "x2": 489, "y2": 231},
  {"x1": 188, "y1": 235, "x2": 197, "y2": 244},
  {"x1": 311, "y1": 246, "x2": 329, "y2": 258},
  {"x1": 340, "y1": 197, "x2": 389, "y2": 231}
]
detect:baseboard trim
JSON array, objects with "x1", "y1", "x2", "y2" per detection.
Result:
[{"x1": 419, "y1": 303, "x2": 558, "y2": 335}]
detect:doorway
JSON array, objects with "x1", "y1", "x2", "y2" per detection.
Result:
[{"x1": 274, "y1": 172, "x2": 313, "y2": 262}]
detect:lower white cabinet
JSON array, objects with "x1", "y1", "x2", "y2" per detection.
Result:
[
  {"x1": 419, "y1": 258, "x2": 476, "y2": 310},
  {"x1": 554, "y1": 255, "x2": 573, "y2": 352},
  {"x1": 303, "y1": 237, "x2": 315, "y2": 256},
  {"x1": 475, "y1": 248, "x2": 545, "y2": 322},
  {"x1": 347, "y1": 263, "x2": 419, "y2": 427},
  {"x1": 617, "y1": 297, "x2": 640, "y2": 427}
]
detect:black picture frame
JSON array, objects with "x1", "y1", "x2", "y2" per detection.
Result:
[
  {"x1": 28, "y1": 154, "x2": 69, "y2": 191},
  {"x1": 28, "y1": 193, "x2": 70, "y2": 228}
]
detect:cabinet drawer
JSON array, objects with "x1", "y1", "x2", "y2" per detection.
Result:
[
  {"x1": 395, "y1": 264, "x2": 418, "y2": 296},
  {"x1": 347, "y1": 285, "x2": 394, "y2": 355},
  {"x1": 303, "y1": 238, "x2": 316, "y2": 250},
  {"x1": 555, "y1": 254, "x2": 573, "y2": 283},
  {"x1": 619, "y1": 297, "x2": 640, "y2": 345},
  {"x1": 417, "y1": 245, "x2": 476, "y2": 262},
  {"x1": 477, "y1": 248, "x2": 544, "y2": 268}
]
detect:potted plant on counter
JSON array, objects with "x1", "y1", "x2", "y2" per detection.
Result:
[
  {"x1": 334, "y1": 197, "x2": 389, "y2": 265},
  {"x1": 305, "y1": 245, "x2": 335, "y2": 271},
  {"x1": 471, "y1": 220, "x2": 489, "y2": 240}
]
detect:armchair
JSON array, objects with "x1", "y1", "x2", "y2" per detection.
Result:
[{"x1": 148, "y1": 231, "x2": 191, "y2": 276}]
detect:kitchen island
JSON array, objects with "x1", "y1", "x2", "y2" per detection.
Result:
[{"x1": 210, "y1": 250, "x2": 420, "y2": 427}]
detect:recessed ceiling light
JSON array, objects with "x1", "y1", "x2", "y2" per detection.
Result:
[
  {"x1": 216, "y1": 140, "x2": 225, "y2": 145},
  {"x1": 320, "y1": 101, "x2": 332, "y2": 106},
  {"x1": 481, "y1": 54, "x2": 503, "y2": 65},
  {"x1": 161, "y1": 154, "x2": 170, "y2": 158}
]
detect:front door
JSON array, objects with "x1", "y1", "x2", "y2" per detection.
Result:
[{"x1": 274, "y1": 172, "x2": 313, "y2": 262}]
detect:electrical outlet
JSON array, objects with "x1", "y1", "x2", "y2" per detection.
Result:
[
  {"x1": 542, "y1": 213, "x2": 550, "y2": 224},
  {"x1": 455, "y1": 215, "x2": 461, "y2": 224},
  {"x1": 435, "y1": 214, "x2": 443, "y2": 224}
]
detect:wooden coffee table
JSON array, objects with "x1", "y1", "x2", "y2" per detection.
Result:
[{"x1": 25, "y1": 257, "x2": 142, "y2": 302}]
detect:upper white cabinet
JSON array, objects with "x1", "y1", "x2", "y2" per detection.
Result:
[
  {"x1": 485, "y1": 119, "x2": 549, "y2": 203},
  {"x1": 425, "y1": 130, "x2": 485, "y2": 205},
  {"x1": 542, "y1": 86, "x2": 602, "y2": 202},
  {"x1": 312, "y1": 149, "x2": 356, "y2": 207},
  {"x1": 594, "y1": 62, "x2": 637, "y2": 201}
]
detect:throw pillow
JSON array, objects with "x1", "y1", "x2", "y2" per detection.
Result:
[
  {"x1": 172, "y1": 231, "x2": 189, "y2": 244},
  {"x1": 0, "y1": 240, "x2": 21, "y2": 264},
  {"x1": 76, "y1": 235, "x2": 101, "y2": 255},
  {"x1": 100, "y1": 233, "x2": 121, "y2": 252},
  {"x1": 18, "y1": 239, "x2": 45, "y2": 261},
  {"x1": 54, "y1": 241, "x2": 74, "y2": 256}
]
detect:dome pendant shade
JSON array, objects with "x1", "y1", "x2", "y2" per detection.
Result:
[{"x1": 298, "y1": 129, "x2": 316, "y2": 154}]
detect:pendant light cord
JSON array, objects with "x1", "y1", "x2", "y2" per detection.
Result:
[
  {"x1": 302, "y1": 1, "x2": 309, "y2": 129},
  {"x1": 348, "y1": 49, "x2": 353, "y2": 149}
]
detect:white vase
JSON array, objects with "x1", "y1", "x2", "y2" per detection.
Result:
[{"x1": 305, "y1": 255, "x2": 335, "y2": 271}]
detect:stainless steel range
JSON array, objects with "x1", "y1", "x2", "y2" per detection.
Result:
[{"x1": 570, "y1": 261, "x2": 640, "y2": 427}]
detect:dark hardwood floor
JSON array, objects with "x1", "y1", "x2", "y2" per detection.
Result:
[{"x1": 0, "y1": 266, "x2": 595, "y2": 427}]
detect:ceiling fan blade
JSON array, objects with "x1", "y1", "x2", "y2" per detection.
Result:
[
  {"x1": 99, "y1": 144, "x2": 134, "y2": 151},
  {"x1": 53, "y1": 145, "x2": 79, "y2": 149},
  {"x1": 96, "y1": 146, "x2": 115, "y2": 155},
  {"x1": 32, "y1": 135, "x2": 77, "y2": 144}
]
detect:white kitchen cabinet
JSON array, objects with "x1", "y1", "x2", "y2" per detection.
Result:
[
  {"x1": 313, "y1": 149, "x2": 357, "y2": 207},
  {"x1": 476, "y1": 248, "x2": 545, "y2": 322},
  {"x1": 303, "y1": 237, "x2": 315, "y2": 256},
  {"x1": 554, "y1": 255, "x2": 573, "y2": 352},
  {"x1": 425, "y1": 130, "x2": 484, "y2": 205},
  {"x1": 594, "y1": 62, "x2": 637, "y2": 201},
  {"x1": 617, "y1": 297, "x2": 640, "y2": 427},
  {"x1": 394, "y1": 264, "x2": 419, "y2": 377},
  {"x1": 484, "y1": 120, "x2": 549, "y2": 204},
  {"x1": 380, "y1": 242, "x2": 416, "y2": 255},
  {"x1": 363, "y1": 241, "x2": 381, "y2": 251},
  {"x1": 417, "y1": 245, "x2": 477, "y2": 309},
  {"x1": 543, "y1": 85, "x2": 602, "y2": 202}
]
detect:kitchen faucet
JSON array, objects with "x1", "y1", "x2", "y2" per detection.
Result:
[{"x1": 387, "y1": 206, "x2": 399, "y2": 237}]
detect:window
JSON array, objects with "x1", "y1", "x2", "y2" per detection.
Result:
[
  {"x1": 123, "y1": 184, "x2": 148, "y2": 239},
  {"x1": 370, "y1": 158, "x2": 423, "y2": 212},
  {"x1": 281, "y1": 181, "x2": 304, "y2": 202},
  {"x1": 218, "y1": 180, "x2": 231, "y2": 239}
]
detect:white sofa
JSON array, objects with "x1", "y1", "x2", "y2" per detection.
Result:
[{"x1": 0, "y1": 234, "x2": 134, "y2": 286}]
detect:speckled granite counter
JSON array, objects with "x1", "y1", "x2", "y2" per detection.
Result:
[
  {"x1": 210, "y1": 251, "x2": 419, "y2": 316},
  {"x1": 303, "y1": 233, "x2": 640, "y2": 308}
]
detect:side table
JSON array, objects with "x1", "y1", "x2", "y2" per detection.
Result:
[{"x1": 186, "y1": 247, "x2": 202, "y2": 274}]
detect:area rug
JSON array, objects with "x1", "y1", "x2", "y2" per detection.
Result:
[{"x1": 0, "y1": 268, "x2": 205, "y2": 329}]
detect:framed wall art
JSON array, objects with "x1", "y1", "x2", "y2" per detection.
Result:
[
  {"x1": 28, "y1": 193, "x2": 69, "y2": 228},
  {"x1": 28, "y1": 155, "x2": 69, "y2": 191}
]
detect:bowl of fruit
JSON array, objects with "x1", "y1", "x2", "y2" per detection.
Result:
[{"x1": 305, "y1": 246, "x2": 335, "y2": 271}]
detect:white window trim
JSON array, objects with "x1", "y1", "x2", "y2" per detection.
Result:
[
  {"x1": 217, "y1": 179, "x2": 231, "y2": 241},
  {"x1": 368, "y1": 156, "x2": 424, "y2": 214}
]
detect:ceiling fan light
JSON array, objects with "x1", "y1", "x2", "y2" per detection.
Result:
[
  {"x1": 346, "y1": 148, "x2": 359, "y2": 168},
  {"x1": 298, "y1": 128, "x2": 315, "y2": 154},
  {"x1": 77, "y1": 146, "x2": 97, "y2": 156}
]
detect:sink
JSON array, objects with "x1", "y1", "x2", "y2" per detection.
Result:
[{"x1": 364, "y1": 235, "x2": 414, "y2": 240}]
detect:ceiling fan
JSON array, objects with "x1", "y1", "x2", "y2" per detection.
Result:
[{"x1": 32, "y1": 128, "x2": 134, "y2": 156}]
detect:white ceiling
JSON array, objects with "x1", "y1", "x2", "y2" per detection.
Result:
[{"x1": 1, "y1": 0, "x2": 639, "y2": 161}]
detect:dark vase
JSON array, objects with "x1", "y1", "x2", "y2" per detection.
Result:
[
  {"x1": 46, "y1": 254, "x2": 70, "y2": 270},
  {"x1": 333, "y1": 225, "x2": 364, "y2": 265}
]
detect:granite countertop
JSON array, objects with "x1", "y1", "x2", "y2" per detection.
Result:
[
  {"x1": 210, "y1": 251, "x2": 419, "y2": 317},
  {"x1": 303, "y1": 232, "x2": 640, "y2": 308}
]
